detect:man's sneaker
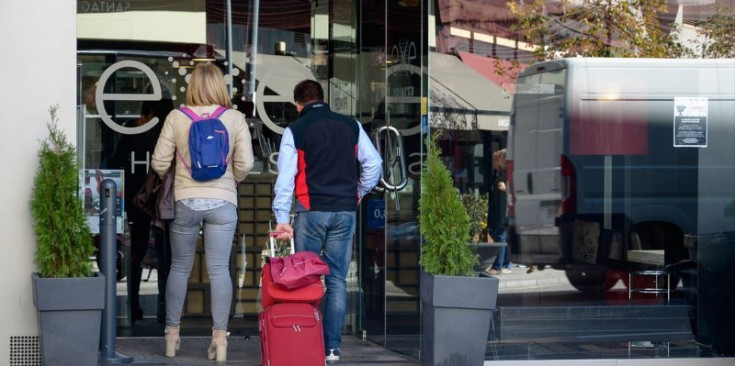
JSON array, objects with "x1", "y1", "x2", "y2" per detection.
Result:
[
  {"x1": 326, "y1": 348, "x2": 340, "y2": 362},
  {"x1": 485, "y1": 268, "x2": 499, "y2": 275},
  {"x1": 500, "y1": 268, "x2": 512, "y2": 274}
]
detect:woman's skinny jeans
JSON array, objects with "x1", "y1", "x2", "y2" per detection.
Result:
[{"x1": 166, "y1": 201, "x2": 237, "y2": 330}]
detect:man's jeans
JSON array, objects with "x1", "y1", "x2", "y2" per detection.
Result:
[
  {"x1": 294, "y1": 211, "x2": 356, "y2": 351},
  {"x1": 491, "y1": 228, "x2": 511, "y2": 269}
]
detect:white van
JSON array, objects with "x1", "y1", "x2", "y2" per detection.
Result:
[{"x1": 507, "y1": 58, "x2": 735, "y2": 292}]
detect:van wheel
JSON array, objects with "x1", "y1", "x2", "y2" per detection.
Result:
[{"x1": 565, "y1": 267, "x2": 617, "y2": 294}]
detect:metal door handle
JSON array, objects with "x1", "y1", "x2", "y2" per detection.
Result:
[{"x1": 372, "y1": 125, "x2": 408, "y2": 192}]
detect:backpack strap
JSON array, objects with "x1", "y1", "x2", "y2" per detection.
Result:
[
  {"x1": 205, "y1": 106, "x2": 232, "y2": 164},
  {"x1": 210, "y1": 106, "x2": 229, "y2": 118},
  {"x1": 209, "y1": 106, "x2": 232, "y2": 165},
  {"x1": 178, "y1": 106, "x2": 229, "y2": 121},
  {"x1": 178, "y1": 106, "x2": 200, "y2": 121},
  {"x1": 176, "y1": 148, "x2": 191, "y2": 175}
]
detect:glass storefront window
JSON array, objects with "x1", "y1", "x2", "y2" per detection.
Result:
[
  {"x1": 432, "y1": 0, "x2": 735, "y2": 360},
  {"x1": 75, "y1": 3, "x2": 423, "y2": 353},
  {"x1": 73, "y1": 0, "x2": 735, "y2": 360}
]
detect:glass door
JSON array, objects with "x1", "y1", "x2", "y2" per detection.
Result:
[
  {"x1": 358, "y1": 0, "x2": 425, "y2": 357},
  {"x1": 358, "y1": 0, "x2": 389, "y2": 346}
]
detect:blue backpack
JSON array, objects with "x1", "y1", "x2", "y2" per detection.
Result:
[{"x1": 177, "y1": 106, "x2": 230, "y2": 182}]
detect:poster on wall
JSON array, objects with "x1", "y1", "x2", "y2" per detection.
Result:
[
  {"x1": 674, "y1": 97, "x2": 708, "y2": 147},
  {"x1": 80, "y1": 169, "x2": 124, "y2": 234}
]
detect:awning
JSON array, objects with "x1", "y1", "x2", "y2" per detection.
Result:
[
  {"x1": 429, "y1": 52, "x2": 511, "y2": 131},
  {"x1": 220, "y1": 50, "x2": 511, "y2": 131},
  {"x1": 458, "y1": 51, "x2": 524, "y2": 95},
  {"x1": 220, "y1": 50, "x2": 312, "y2": 98}
]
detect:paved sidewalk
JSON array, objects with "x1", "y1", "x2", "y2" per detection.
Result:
[{"x1": 493, "y1": 266, "x2": 576, "y2": 293}]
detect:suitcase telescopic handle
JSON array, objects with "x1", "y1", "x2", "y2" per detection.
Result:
[{"x1": 268, "y1": 232, "x2": 295, "y2": 257}]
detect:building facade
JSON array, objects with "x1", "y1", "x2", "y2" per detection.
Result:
[{"x1": 1, "y1": 0, "x2": 734, "y2": 363}]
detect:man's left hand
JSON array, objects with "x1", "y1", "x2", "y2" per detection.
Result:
[{"x1": 274, "y1": 223, "x2": 294, "y2": 241}]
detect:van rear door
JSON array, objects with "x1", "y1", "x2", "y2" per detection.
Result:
[{"x1": 510, "y1": 63, "x2": 566, "y2": 262}]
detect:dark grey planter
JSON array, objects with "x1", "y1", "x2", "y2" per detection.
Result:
[
  {"x1": 32, "y1": 272, "x2": 105, "y2": 366},
  {"x1": 420, "y1": 270, "x2": 499, "y2": 366}
]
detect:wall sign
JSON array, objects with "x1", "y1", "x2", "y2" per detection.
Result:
[
  {"x1": 674, "y1": 97, "x2": 708, "y2": 148},
  {"x1": 81, "y1": 169, "x2": 125, "y2": 234},
  {"x1": 95, "y1": 60, "x2": 163, "y2": 135},
  {"x1": 366, "y1": 198, "x2": 386, "y2": 230}
]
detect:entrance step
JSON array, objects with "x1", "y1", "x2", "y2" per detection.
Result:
[{"x1": 499, "y1": 305, "x2": 694, "y2": 343}]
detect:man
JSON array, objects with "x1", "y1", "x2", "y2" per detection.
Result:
[
  {"x1": 486, "y1": 148, "x2": 512, "y2": 275},
  {"x1": 272, "y1": 80, "x2": 382, "y2": 362}
]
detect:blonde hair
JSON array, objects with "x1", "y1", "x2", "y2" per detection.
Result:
[
  {"x1": 186, "y1": 62, "x2": 232, "y2": 107},
  {"x1": 492, "y1": 148, "x2": 507, "y2": 171}
]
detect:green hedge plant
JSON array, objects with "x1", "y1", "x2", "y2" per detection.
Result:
[
  {"x1": 30, "y1": 105, "x2": 95, "y2": 278},
  {"x1": 462, "y1": 193, "x2": 488, "y2": 243},
  {"x1": 419, "y1": 133, "x2": 479, "y2": 276}
]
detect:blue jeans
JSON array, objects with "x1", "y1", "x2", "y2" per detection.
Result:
[
  {"x1": 166, "y1": 201, "x2": 237, "y2": 330},
  {"x1": 491, "y1": 228, "x2": 511, "y2": 269},
  {"x1": 294, "y1": 211, "x2": 356, "y2": 351}
]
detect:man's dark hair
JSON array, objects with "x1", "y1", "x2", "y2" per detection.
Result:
[{"x1": 293, "y1": 80, "x2": 324, "y2": 105}]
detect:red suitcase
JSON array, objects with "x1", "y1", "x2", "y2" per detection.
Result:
[
  {"x1": 261, "y1": 235, "x2": 324, "y2": 309},
  {"x1": 259, "y1": 302, "x2": 326, "y2": 366}
]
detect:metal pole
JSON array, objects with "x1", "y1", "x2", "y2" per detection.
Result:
[
  {"x1": 249, "y1": 0, "x2": 260, "y2": 117},
  {"x1": 226, "y1": 0, "x2": 233, "y2": 98},
  {"x1": 99, "y1": 179, "x2": 133, "y2": 364}
]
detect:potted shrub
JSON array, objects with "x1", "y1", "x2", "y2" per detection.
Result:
[
  {"x1": 418, "y1": 133, "x2": 499, "y2": 366},
  {"x1": 30, "y1": 105, "x2": 105, "y2": 366}
]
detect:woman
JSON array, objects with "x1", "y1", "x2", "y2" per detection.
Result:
[{"x1": 152, "y1": 62, "x2": 254, "y2": 362}]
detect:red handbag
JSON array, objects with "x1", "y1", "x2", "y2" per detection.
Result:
[
  {"x1": 268, "y1": 251, "x2": 330, "y2": 290},
  {"x1": 261, "y1": 261, "x2": 324, "y2": 308}
]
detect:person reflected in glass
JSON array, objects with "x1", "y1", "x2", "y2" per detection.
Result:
[
  {"x1": 113, "y1": 93, "x2": 174, "y2": 323},
  {"x1": 486, "y1": 148, "x2": 512, "y2": 275}
]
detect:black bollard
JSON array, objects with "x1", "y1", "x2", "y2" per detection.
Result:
[{"x1": 99, "y1": 179, "x2": 133, "y2": 364}]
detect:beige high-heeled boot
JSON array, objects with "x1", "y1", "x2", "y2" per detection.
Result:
[
  {"x1": 207, "y1": 329, "x2": 229, "y2": 362},
  {"x1": 164, "y1": 326, "x2": 180, "y2": 358}
]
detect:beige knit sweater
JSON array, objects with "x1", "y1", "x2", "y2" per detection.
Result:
[{"x1": 151, "y1": 105, "x2": 255, "y2": 206}]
